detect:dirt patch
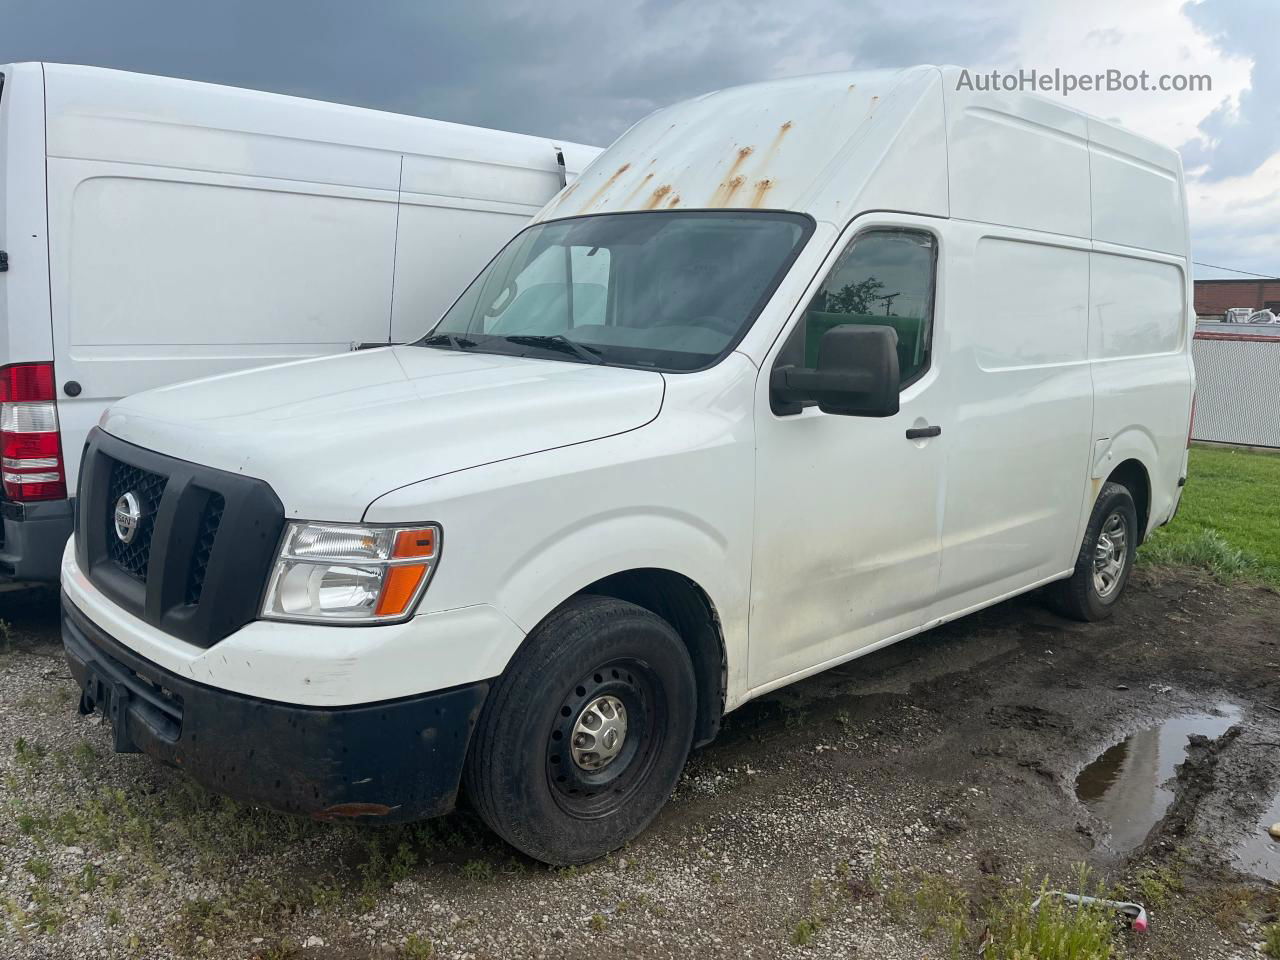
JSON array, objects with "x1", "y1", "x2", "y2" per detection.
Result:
[{"x1": 2, "y1": 570, "x2": 1279, "y2": 958}]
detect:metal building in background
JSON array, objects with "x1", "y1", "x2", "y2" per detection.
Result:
[{"x1": 1191, "y1": 328, "x2": 1280, "y2": 448}]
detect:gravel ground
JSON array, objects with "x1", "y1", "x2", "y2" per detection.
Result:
[{"x1": 1, "y1": 569, "x2": 1278, "y2": 959}]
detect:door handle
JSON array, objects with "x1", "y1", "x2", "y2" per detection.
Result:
[{"x1": 905, "y1": 425, "x2": 942, "y2": 440}]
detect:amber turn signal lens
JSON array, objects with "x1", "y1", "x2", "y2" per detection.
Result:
[
  {"x1": 375, "y1": 563, "x2": 428, "y2": 616},
  {"x1": 393, "y1": 528, "x2": 436, "y2": 559}
]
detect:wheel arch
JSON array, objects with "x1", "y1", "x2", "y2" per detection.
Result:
[
  {"x1": 512, "y1": 567, "x2": 728, "y2": 749},
  {"x1": 1105, "y1": 457, "x2": 1152, "y2": 544}
]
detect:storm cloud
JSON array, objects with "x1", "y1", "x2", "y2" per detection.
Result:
[
  {"x1": 1179, "y1": 0, "x2": 1280, "y2": 182},
  {"x1": 1, "y1": 0, "x2": 1276, "y2": 276},
  {"x1": 0, "y1": 0, "x2": 1016, "y2": 144}
]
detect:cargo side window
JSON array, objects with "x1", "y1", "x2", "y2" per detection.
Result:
[{"x1": 799, "y1": 230, "x2": 937, "y2": 387}]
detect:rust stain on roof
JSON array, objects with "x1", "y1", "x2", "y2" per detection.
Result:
[
  {"x1": 756, "y1": 121, "x2": 793, "y2": 171},
  {"x1": 622, "y1": 171, "x2": 656, "y2": 205},
  {"x1": 554, "y1": 180, "x2": 579, "y2": 205},
  {"x1": 579, "y1": 162, "x2": 632, "y2": 211},
  {"x1": 666, "y1": 193, "x2": 681, "y2": 208},
  {"x1": 644, "y1": 184, "x2": 673, "y2": 209},
  {"x1": 709, "y1": 146, "x2": 755, "y2": 206},
  {"x1": 749, "y1": 178, "x2": 775, "y2": 207}
]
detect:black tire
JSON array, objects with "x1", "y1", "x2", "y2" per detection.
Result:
[
  {"x1": 463, "y1": 595, "x2": 697, "y2": 865},
  {"x1": 1046, "y1": 481, "x2": 1139, "y2": 622}
]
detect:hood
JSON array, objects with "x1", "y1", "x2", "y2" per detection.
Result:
[{"x1": 101, "y1": 346, "x2": 665, "y2": 520}]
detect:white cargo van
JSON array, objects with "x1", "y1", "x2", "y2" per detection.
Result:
[
  {"x1": 0, "y1": 62, "x2": 598, "y2": 581},
  {"x1": 60, "y1": 67, "x2": 1194, "y2": 864}
]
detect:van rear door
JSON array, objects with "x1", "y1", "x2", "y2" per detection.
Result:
[
  {"x1": 0, "y1": 63, "x2": 56, "y2": 381},
  {"x1": 0, "y1": 63, "x2": 75, "y2": 582}
]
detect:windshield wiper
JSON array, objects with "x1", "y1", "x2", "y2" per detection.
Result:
[
  {"x1": 500, "y1": 334, "x2": 606, "y2": 365},
  {"x1": 419, "y1": 333, "x2": 479, "y2": 352}
]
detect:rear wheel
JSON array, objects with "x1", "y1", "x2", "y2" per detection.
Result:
[
  {"x1": 1047, "y1": 481, "x2": 1139, "y2": 621},
  {"x1": 464, "y1": 595, "x2": 696, "y2": 865}
]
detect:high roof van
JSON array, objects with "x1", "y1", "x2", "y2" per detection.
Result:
[
  {"x1": 0, "y1": 63, "x2": 599, "y2": 581},
  {"x1": 59, "y1": 66, "x2": 1194, "y2": 865}
]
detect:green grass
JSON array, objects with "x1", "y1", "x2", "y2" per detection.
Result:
[{"x1": 1139, "y1": 446, "x2": 1280, "y2": 585}]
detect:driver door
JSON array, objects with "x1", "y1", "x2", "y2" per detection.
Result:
[{"x1": 748, "y1": 220, "x2": 947, "y2": 690}]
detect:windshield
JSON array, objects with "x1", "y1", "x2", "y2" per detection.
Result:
[{"x1": 419, "y1": 211, "x2": 812, "y2": 372}]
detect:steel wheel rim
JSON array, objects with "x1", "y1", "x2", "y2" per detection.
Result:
[
  {"x1": 1092, "y1": 511, "x2": 1128, "y2": 599},
  {"x1": 546, "y1": 658, "x2": 665, "y2": 819}
]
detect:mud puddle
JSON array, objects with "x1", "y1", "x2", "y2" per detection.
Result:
[
  {"x1": 1075, "y1": 703, "x2": 1241, "y2": 852},
  {"x1": 1233, "y1": 789, "x2": 1280, "y2": 882}
]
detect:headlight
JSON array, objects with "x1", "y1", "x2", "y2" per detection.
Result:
[{"x1": 261, "y1": 522, "x2": 440, "y2": 624}]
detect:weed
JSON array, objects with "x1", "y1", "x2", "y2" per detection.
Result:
[
  {"x1": 27, "y1": 883, "x2": 63, "y2": 934},
  {"x1": 179, "y1": 895, "x2": 235, "y2": 942},
  {"x1": 25, "y1": 857, "x2": 52, "y2": 881},
  {"x1": 402, "y1": 933, "x2": 435, "y2": 959},
  {"x1": 1195, "y1": 884, "x2": 1260, "y2": 931},
  {"x1": 884, "y1": 883, "x2": 912, "y2": 924},
  {"x1": 792, "y1": 915, "x2": 823, "y2": 946},
  {"x1": 590, "y1": 913, "x2": 607, "y2": 932},
  {"x1": 358, "y1": 836, "x2": 418, "y2": 896},
  {"x1": 1133, "y1": 861, "x2": 1183, "y2": 909},
  {"x1": 980, "y1": 872, "x2": 1115, "y2": 960},
  {"x1": 912, "y1": 873, "x2": 969, "y2": 954},
  {"x1": 14, "y1": 737, "x2": 46, "y2": 768},
  {"x1": 71, "y1": 740, "x2": 97, "y2": 770},
  {"x1": 307, "y1": 879, "x2": 340, "y2": 910},
  {"x1": 783, "y1": 706, "x2": 808, "y2": 730},
  {"x1": 107, "y1": 907, "x2": 122, "y2": 926},
  {"x1": 1263, "y1": 922, "x2": 1280, "y2": 959},
  {"x1": 259, "y1": 939, "x2": 300, "y2": 960},
  {"x1": 460, "y1": 859, "x2": 495, "y2": 883},
  {"x1": 76, "y1": 862, "x2": 100, "y2": 893}
]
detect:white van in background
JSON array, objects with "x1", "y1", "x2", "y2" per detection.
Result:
[
  {"x1": 0, "y1": 62, "x2": 599, "y2": 581},
  {"x1": 61, "y1": 66, "x2": 1194, "y2": 865}
]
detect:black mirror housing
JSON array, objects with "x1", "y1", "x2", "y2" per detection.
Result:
[{"x1": 771, "y1": 324, "x2": 901, "y2": 417}]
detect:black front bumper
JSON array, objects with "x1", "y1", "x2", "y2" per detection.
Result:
[
  {"x1": 0, "y1": 498, "x2": 73, "y2": 582},
  {"x1": 61, "y1": 594, "x2": 490, "y2": 823}
]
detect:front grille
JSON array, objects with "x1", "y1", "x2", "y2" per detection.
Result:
[
  {"x1": 78, "y1": 428, "x2": 284, "y2": 648},
  {"x1": 185, "y1": 494, "x2": 224, "y2": 606},
  {"x1": 105, "y1": 460, "x2": 168, "y2": 582}
]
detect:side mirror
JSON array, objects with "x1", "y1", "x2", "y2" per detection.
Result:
[{"x1": 771, "y1": 324, "x2": 900, "y2": 417}]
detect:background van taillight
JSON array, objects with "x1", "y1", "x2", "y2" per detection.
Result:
[{"x1": 0, "y1": 363, "x2": 67, "y2": 501}]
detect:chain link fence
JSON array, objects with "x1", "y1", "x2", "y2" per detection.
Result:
[{"x1": 1192, "y1": 328, "x2": 1280, "y2": 448}]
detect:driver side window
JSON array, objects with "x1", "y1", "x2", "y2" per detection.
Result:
[{"x1": 800, "y1": 230, "x2": 937, "y2": 387}]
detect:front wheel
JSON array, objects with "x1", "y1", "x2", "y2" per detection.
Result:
[
  {"x1": 463, "y1": 595, "x2": 697, "y2": 865},
  {"x1": 1046, "y1": 481, "x2": 1139, "y2": 622}
]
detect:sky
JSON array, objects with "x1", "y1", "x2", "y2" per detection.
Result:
[{"x1": 2, "y1": 0, "x2": 1276, "y2": 280}]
